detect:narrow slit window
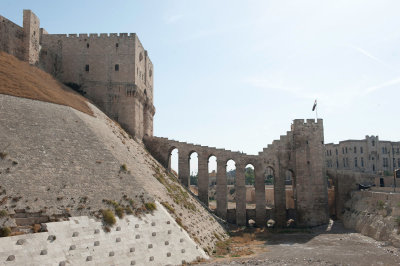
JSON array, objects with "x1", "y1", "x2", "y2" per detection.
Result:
[
  {"x1": 87, "y1": 43, "x2": 89, "y2": 48},
  {"x1": 116, "y1": 43, "x2": 119, "y2": 48},
  {"x1": 115, "y1": 64, "x2": 119, "y2": 71},
  {"x1": 85, "y1": 64, "x2": 89, "y2": 72}
]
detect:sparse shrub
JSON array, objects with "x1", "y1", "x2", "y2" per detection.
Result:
[
  {"x1": 0, "y1": 152, "x2": 7, "y2": 159},
  {"x1": 120, "y1": 164, "x2": 128, "y2": 172},
  {"x1": 102, "y1": 209, "x2": 116, "y2": 226},
  {"x1": 124, "y1": 206, "x2": 133, "y2": 214},
  {"x1": 213, "y1": 232, "x2": 222, "y2": 241},
  {"x1": 0, "y1": 210, "x2": 8, "y2": 217},
  {"x1": 395, "y1": 216, "x2": 400, "y2": 227},
  {"x1": 145, "y1": 202, "x2": 157, "y2": 211},
  {"x1": 161, "y1": 201, "x2": 175, "y2": 214},
  {"x1": 377, "y1": 200, "x2": 385, "y2": 210},
  {"x1": 115, "y1": 206, "x2": 124, "y2": 218},
  {"x1": 0, "y1": 227, "x2": 11, "y2": 237},
  {"x1": 175, "y1": 217, "x2": 183, "y2": 227}
]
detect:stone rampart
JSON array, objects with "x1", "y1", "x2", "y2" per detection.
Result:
[
  {"x1": 343, "y1": 190, "x2": 400, "y2": 247},
  {"x1": 144, "y1": 119, "x2": 329, "y2": 228},
  {"x1": 0, "y1": 15, "x2": 25, "y2": 61},
  {"x1": 0, "y1": 202, "x2": 208, "y2": 265}
]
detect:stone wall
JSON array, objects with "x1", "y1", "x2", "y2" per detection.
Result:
[
  {"x1": 327, "y1": 169, "x2": 376, "y2": 219},
  {"x1": 144, "y1": 119, "x2": 329, "y2": 228},
  {"x1": 40, "y1": 33, "x2": 155, "y2": 140},
  {"x1": 0, "y1": 10, "x2": 155, "y2": 141},
  {"x1": 292, "y1": 119, "x2": 329, "y2": 226},
  {"x1": 0, "y1": 16, "x2": 25, "y2": 61},
  {"x1": 343, "y1": 190, "x2": 400, "y2": 248},
  {"x1": 0, "y1": 202, "x2": 208, "y2": 265},
  {"x1": 22, "y1": 10, "x2": 40, "y2": 65}
]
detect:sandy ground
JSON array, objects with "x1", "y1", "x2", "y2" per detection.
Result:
[{"x1": 201, "y1": 220, "x2": 400, "y2": 266}]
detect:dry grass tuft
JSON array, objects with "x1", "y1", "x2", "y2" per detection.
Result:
[{"x1": 0, "y1": 52, "x2": 93, "y2": 116}]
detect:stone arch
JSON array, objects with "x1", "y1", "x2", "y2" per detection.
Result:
[
  {"x1": 168, "y1": 146, "x2": 179, "y2": 176},
  {"x1": 244, "y1": 164, "x2": 255, "y2": 208},
  {"x1": 208, "y1": 154, "x2": 217, "y2": 209},
  {"x1": 285, "y1": 169, "x2": 295, "y2": 209},
  {"x1": 264, "y1": 166, "x2": 275, "y2": 208},
  {"x1": 226, "y1": 159, "x2": 236, "y2": 210},
  {"x1": 188, "y1": 150, "x2": 199, "y2": 196}
]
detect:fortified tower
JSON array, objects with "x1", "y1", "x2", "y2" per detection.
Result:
[
  {"x1": 291, "y1": 119, "x2": 329, "y2": 226},
  {"x1": 39, "y1": 33, "x2": 155, "y2": 140}
]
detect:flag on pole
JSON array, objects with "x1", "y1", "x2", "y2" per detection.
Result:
[{"x1": 312, "y1": 99, "x2": 317, "y2": 111}]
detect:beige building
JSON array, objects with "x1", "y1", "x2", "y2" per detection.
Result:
[
  {"x1": 0, "y1": 9, "x2": 155, "y2": 140},
  {"x1": 325, "y1": 135, "x2": 400, "y2": 174}
]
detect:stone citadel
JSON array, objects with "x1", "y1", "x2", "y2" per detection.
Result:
[
  {"x1": 1, "y1": 9, "x2": 155, "y2": 140},
  {"x1": 2, "y1": 8, "x2": 400, "y2": 265},
  {"x1": 3, "y1": 9, "x2": 398, "y2": 229}
]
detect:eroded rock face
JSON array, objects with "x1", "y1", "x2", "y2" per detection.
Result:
[{"x1": 343, "y1": 190, "x2": 400, "y2": 247}]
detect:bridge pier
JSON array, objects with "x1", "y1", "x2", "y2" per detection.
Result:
[
  {"x1": 235, "y1": 163, "x2": 246, "y2": 226},
  {"x1": 274, "y1": 167, "x2": 287, "y2": 227},
  {"x1": 216, "y1": 159, "x2": 227, "y2": 220},
  {"x1": 255, "y1": 166, "x2": 266, "y2": 226},
  {"x1": 198, "y1": 153, "x2": 209, "y2": 206},
  {"x1": 179, "y1": 152, "x2": 189, "y2": 187}
]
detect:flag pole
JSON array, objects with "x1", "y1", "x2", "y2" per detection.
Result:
[{"x1": 315, "y1": 103, "x2": 318, "y2": 121}]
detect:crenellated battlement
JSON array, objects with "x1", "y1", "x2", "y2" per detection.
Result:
[{"x1": 43, "y1": 32, "x2": 137, "y2": 39}]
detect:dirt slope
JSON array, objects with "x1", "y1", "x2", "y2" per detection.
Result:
[{"x1": 0, "y1": 51, "x2": 92, "y2": 115}]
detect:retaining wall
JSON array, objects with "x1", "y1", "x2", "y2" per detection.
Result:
[{"x1": 0, "y1": 202, "x2": 207, "y2": 265}]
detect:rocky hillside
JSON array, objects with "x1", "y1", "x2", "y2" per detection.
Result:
[
  {"x1": 0, "y1": 53, "x2": 228, "y2": 255},
  {"x1": 343, "y1": 190, "x2": 400, "y2": 247}
]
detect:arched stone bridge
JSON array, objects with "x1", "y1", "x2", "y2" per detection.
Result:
[{"x1": 144, "y1": 119, "x2": 329, "y2": 227}]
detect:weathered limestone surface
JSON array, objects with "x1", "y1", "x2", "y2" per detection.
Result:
[
  {"x1": 0, "y1": 202, "x2": 207, "y2": 266},
  {"x1": 343, "y1": 190, "x2": 400, "y2": 248},
  {"x1": 0, "y1": 94, "x2": 228, "y2": 257}
]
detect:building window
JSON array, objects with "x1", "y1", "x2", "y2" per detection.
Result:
[
  {"x1": 383, "y1": 158, "x2": 388, "y2": 167},
  {"x1": 346, "y1": 147, "x2": 348, "y2": 153},
  {"x1": 336, "y1": 160, "x2": 339, "y2": 168},
  {"x1": 115, "y1": 64, "x2": 119, "y2": 71},
  {"x1": 116, "y1": 43, "x2": 119, "y2": 48},
  {"x1": 361, "y1": 157, "x2": 364, "y2": 167},
  {"x1": 346, "y1": 158, "x2": 349, "y2": 167},
  {"x1": 355, "y1": 157, "x2": 358, "y2": 167},
  {"x1": 87, "y1": 43, "x2": 89, "y2": 48},
  {"x1": 360, "y1": 147, "x2": 363, "y2": 153},
  {"x1": 85, "y1": 64, "x2": 89, "y2": 72},
  {"x1": 342, "y1": 148, "x2": 345, "y2": 154},
  {"x1": 336, "y1": 149, "x2": 338, "y2": 155},
  {"x1": 372, "y1": 140, "x2": 375, "y2": 146},
  {"x1": 393, "y1": 158, "x2": 396, "y2": 168},
  {"x1": 343, "y1": 158, "x2": 346, "y2": 167},
  {"x1": 382, "y1": 147, "x2": 385, "y2": 154},
  {"x1": 398, "y1": 158, "x2": 400, "y2": 167},
  {"x1": 354, "y1": 146, "x2": 357, "y2": 153}
]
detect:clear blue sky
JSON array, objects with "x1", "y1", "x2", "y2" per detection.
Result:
[{"x1": 3, "y1": 0, "x2": 400, "y2": 156}]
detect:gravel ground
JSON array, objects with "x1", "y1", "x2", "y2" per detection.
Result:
[{"x1": 202, "y1": 221, "x2": 400, "y2": 266}]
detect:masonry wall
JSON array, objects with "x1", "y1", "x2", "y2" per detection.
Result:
[
  {"x1": 0, "y1": 15, "x2": 25, "y2": 61},
  {"x1": 0, "y1": 203, "x2": 208, "y2": 265},
  {"x1": 22, "y1": 10, "x2": 40, "y2": 65},
  {"x1": 343, "y1": 190, "x2": 400, "y2": 248},
  {"x1": 40, "y1": 33, "x2": 155, "y2": 139},
  {"x1": 292, "y1": 119, "x2": 329, "y2": 226}
]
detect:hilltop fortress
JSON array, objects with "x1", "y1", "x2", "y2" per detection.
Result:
[
  {"x1": 0, "y1": 9, "x2": 330, "y2": 227},
  {"x1": 1, "y1": 10, "x2": 155, "y2": 140}
]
